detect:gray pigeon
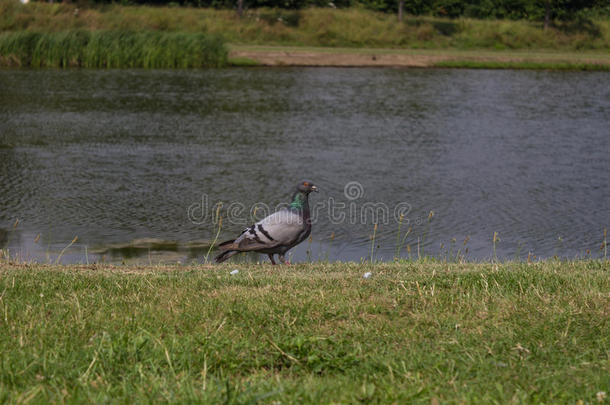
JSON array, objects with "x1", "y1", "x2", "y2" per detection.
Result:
[{"x1": 215, "y1": 181, "x2": 318, "y2": 264}]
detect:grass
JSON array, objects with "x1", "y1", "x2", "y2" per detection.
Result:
[
  {"x1": 228, "y1": 43, "x2": 610, "y2": 59},
  {"x1": 0, "y1": 30, "x2": 227, "y2": 68},
  {"x1": 434, "y1": 59, "x2": 610, "y2": 70},
  {"x1": 1, "y1": 0, "x2": 609, "y2": 68},
  {"x1": 1, "y1": 0, "x2": 609, "y2": 51},
  {"x1": 0, "y1": 260, "x2": 608, "y2": 403},
  {"x1": 228, "y1": 56, "x2": 261, "y2": 66}
]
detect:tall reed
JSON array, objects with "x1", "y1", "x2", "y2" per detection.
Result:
[
  {"x1": 370, "y1": 223, "x2": 378, "y2": 263},
  {"x1": 420, "y1": 211, "x2": 434, "y2": 259},
  {"x1": 394, "y1": 216, "x2": 412, "y2": 261},
  {"x1": 0, "y1": 30, "x2": 228, "y2": 68},
  {"x1": 204, "y1": 204, "x2": 224, "y2": 264},
  {"x1": 492, "y1": 231, "x2": 499, "y2": 262},
  {"x1": 55, "y1": 236, "x2": 78, "y2": 264},
  {"x1": 603, "y1": 227, "x2": 607, "y2": 260}
]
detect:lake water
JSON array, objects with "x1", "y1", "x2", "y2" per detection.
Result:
[{"x1": 1, "y1": 68, "x2": 609, "y2": 264}]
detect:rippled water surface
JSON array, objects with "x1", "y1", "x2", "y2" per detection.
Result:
[{"x1": 1, "y1": 68, "x2": 609, "y2": 263}]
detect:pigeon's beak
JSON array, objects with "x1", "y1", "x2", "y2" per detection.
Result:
[{"x1": 311, "y1": 185, "x2": 319, "y2": 192}]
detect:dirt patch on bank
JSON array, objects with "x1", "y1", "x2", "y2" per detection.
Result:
[
  {"x1": 230, "y1": 50, "x2": 445, "y2": 67},
  {"x1": 229, "y1": 49, "x2": 610, "y2": 68}
]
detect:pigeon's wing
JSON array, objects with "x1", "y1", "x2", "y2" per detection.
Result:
[
  {"x1": 258, "y1": 210, "x2": 305, "y2": 245},
  {"x1": 233, "y1": 210, "x2": 304, "y2": 251}
]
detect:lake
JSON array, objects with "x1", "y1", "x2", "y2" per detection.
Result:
[{"x1": 1, "y1": 68, "x2": 609, "y2": 264}]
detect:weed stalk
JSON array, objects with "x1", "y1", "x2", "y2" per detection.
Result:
[
  {"x1": 370, "y1": 223, "x2": 378, "y2": 263},
  {"x1": 204, "y1": 203, "x2": 223, "y2": 264}
]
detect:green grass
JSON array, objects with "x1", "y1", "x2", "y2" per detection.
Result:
[
  {"x1": 228, "y1": 56, "x2": 261, "y2": 66},
  {"x1": 0, "y1": 30, "x2": 227, "y2": 68},
  {"x1": 229, "y1": 43, "x2": 610, "y2": 57},
  {"x1": 0, "y1": 260, "x2": 608, "y2": 403},
  {"x1": 434, "y1": 59, "x2": 610, "y2": 70},
  {"x1": 1, "y1": 0, "x2": 609, "y2": 51}
]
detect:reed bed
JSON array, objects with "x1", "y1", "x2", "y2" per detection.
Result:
[{"x1": 0, "y1": 30, "x2": 228, "y2": 68}]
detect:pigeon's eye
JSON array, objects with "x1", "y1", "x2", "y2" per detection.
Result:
[{"x1": 303, "y1": 181, "x2": 309, "y2": 186}]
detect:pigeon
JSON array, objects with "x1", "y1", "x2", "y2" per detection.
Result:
[{"x1": 215, "y1": 181, "x2": 318, "y2": 265}]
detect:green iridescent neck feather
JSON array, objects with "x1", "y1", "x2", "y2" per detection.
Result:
[{"x1": 290, "y1": 192, "x2": 307, "y2": 209}]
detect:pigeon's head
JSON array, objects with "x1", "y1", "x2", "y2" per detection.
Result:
[{"x1": 297, "y1": 180, "x2": 318, "y2": 194}]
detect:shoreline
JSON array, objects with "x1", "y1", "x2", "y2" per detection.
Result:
[{"x1": 229, "y1": 45, "x2": 610, "y2": 69}]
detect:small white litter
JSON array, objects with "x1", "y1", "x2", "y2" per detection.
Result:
[
  {"x1": 230, "y1": 269, "x2": 239, "y2": 275},
  {"x1": 363, "y1": 272, "x2": 372, "y2": 279}
]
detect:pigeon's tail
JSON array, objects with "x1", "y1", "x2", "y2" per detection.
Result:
[
  {"x1": 215, "y1": 249, "x2": 239, "y2": 263},
  {"x1": 217, "y1": 239, "x2": 235, "y2": 249},
  {"x1": 215, "y1": 239, "x2": 237, "y2": 263}
]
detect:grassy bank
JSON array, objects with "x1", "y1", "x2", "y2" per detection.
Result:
[
  {"x1": 229, "y1": 44, "x2": 610, "y2": 69},
  {"x1": 1, "y1": 0, "x2": 609, "y2": 51},
  {"x1": 0, "y1": 261, "x2": 608, "y2": 403},
  {"x1": 0, "y1": 30, "x2": 227, "y2": 68},
  {"x1": 434, "y1": 59, "x2": 610, "y2": 70}
]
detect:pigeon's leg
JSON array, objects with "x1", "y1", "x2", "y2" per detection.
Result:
[
  {"x1": 267, "y1": 254, "x2": 277, "y2": 265},
  {"x1": 278, "y1": 254, "x2": 291, "y2": 265}
]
